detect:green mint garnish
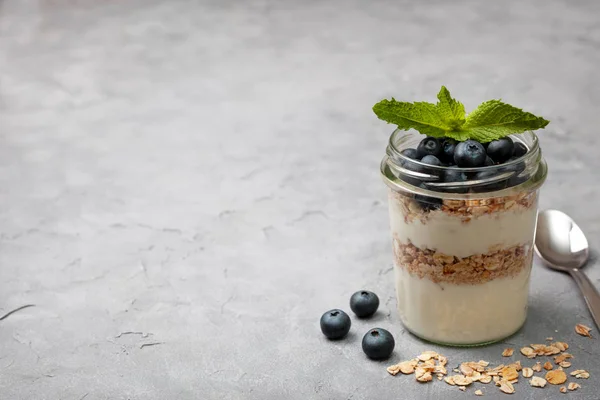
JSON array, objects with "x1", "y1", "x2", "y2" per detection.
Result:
[{"x1": 373, "y1": 86, "x2": 549, "y2": 142}]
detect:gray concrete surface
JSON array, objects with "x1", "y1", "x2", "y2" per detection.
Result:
[{"x1": 1, "y1": 0, "x2": 599, "y2": 399}]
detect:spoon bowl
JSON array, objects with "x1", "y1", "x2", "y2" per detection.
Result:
[
  {"x1": 535, "y1": 209, "x2": 599, "y2": 329},
  {"x1": 535, "y1": 209, "x2": 589, "y2": 271}
]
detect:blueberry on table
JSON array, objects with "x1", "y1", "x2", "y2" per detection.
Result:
[
  {"x1": 453, "y1": 140, "x2": 487, "y2": 167},
  {"x1": 320, "y1": 309, "x2": 351, "y2": 340},
  {"x1": 400, "y1": 148, "x2": 418, "y2": 160},
  {"x1": 416, "y1": 137, "x2": 442, "y2": 158},
  {"x1": 362, "y1": 328, "x2": 395, "y2": 360},
  {"x1": 486, "y1": 137, "x2": 515, "y2": 163},
  {"x1": 512, "y1": 142, "x2": 528, "y2": 158},
  {"x1": 420, "y1": 155, "x2": 442, "y2": 166},
  {"x1": 350, "y1": 290, "x2": 380, "y2": 318},
  {"x1": 441, "y1": 139, "x2": 457, "y2": 163}
]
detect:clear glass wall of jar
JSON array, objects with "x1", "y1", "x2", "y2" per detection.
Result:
[{"x1": 381, "y1": 130, "x2": 548, "y2": 346}]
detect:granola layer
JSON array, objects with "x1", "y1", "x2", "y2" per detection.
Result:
[
  {"x1": 393, "y1": 239, "x2": 533, "y2": 285},
  {"x1": 390, "y1": 190, "x2": 537, "y2": 224}
]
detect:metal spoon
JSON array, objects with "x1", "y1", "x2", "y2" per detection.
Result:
[{"x1": 535, "y1": 209, "x2": 600, "y2": 329}]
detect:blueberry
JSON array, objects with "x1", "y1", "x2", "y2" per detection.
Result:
[
  {"x1": 420, "y1": 155, "x2": 442, "y2": 166},
  {"x1": 501, "y1": 156, "x2": 526, "y2": 174},
  {"x1": 320, "y1": 309, "x2": 351, "y2": 340},
  {"x1": 484, "y1": 156, "x2": 495, "y2": 166},
  {"x1": 416, "y1": 137, "x2": 442, "y2": 158},
  {"x1": 507, "y1": 175, "x2": 528, "y2": 187},
  {"x1": 350, "y1": 290, "x2": 380, "y2": 318},
  {"x1": 444, "y1": 169, "x2": 467, "y2": 183},
  {"x1": 415, "y1": 183, "x2": 443, "y2": 210},
  {"x1": 400, "y1": 148, "x2": 418, "y2": 160},
  {"x1": 362, "y1": 328, "x2": 395, "y2": 360},
  {"x1": 440, "y1": 139, "x2": 457, "y2": 163},
  {"x1": 472, "y1": 170, "x2": 508, "y2": 192},
  {"x1": 512, "y1": 142, "x2": 528, "y2": 158},
  {"x1": 439, "y1": 169, "x2": 468, "y2": 193},
  {"x1": 399, "y1": 160, "x2": 423, "y2": 187},
  {"x1": 454, "y1": 140, "x2": 486, "y2": 167},
  {"x1": 486, "y1": 137, "x2": 515, "y2": 163}
]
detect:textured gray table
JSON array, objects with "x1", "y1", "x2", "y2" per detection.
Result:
[{"x1": 1, "y1": 0, "x2": 599, "y2": 399}]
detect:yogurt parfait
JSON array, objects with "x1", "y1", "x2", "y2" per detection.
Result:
[{"x1": 375, "y1": 87, "x2": 548, "y2": 345}]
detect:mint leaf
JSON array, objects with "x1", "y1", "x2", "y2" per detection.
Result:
[
  {"x1": 372, "y1": 99, "x2": 448, "y2": 138},
  {"x1": 461, "y1": 100, "x2": 549, "y2": 142},
  {"x1": 436, "y1": 86, "x2": 466, "y2": 129},
  {"x1": 373, "y1": 87, "x2": 549, "y2": 141}
]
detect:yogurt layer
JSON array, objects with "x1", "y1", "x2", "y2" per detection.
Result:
[
  {"x1": 389, "y1": 199, "x2": 538, "y2": 258},
  {"x1": 394, "y1": 264, "x2": 531, "y2": 344}
]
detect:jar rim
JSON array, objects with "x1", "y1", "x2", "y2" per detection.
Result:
[{"x1": 381, "y1": 129, "x2": 548, "y2": 199}]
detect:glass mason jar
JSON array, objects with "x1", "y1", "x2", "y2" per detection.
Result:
[{"x1": 381, "y1": 130, "x2": 547, "y2": 346}]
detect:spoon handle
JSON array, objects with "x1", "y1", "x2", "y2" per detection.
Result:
[{"x1": 569, "y1": 268, "x2": 600, "y2": 329}]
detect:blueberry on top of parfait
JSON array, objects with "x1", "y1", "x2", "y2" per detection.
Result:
[
  {"x1": 416, "y1": 137, "x2": 442, "y2": 159},
  {"x1": 453, "y1": 140, "x2": 487, "y2": 168},
  {"x1": 486, "y1": 137, "x2": 515, "y2": 163}
]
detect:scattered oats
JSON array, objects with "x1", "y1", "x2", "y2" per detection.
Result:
[
  {"x1": 546, "y1": 337, "x2": 553, "y2": 341},
  {"x1": 453, "y1": 368, "x2": 460, "y2": 373},
  {"x1": 567, "y1": 382, "x2": 581, "y2": 391},
  {"x1": 498, "y1": 380, "x2": 515, "y2": 394},
  {"x1": 415, "y1": 367, "x2": 433, "y2": 383},
  {"x1": 546, "y1": 369, "x2": 567, "y2": 385},
  {"x1": 444, "y1": 376, "x2": 456, "y2": 386},
  {"x1": 434, "y1": 365, "x2": 447, "y2": 375},
  {"x1": 532, "y1": 362, "x2": 542, "y2": 372},
  {"x1": 487, "y1": 364, "x2": 505, "y2": 375},
  {"x1": 502, "y1": 348, "x2": 514, "y2": 357},
  {"x1": 471, "y1": 371, "x2": 482, "y2": 382},
  {"x1": 554, "y1": 353, "x2": 573, "y2": 364},
  {"x1": 463, "y1": 361, "x2": 486, "y2": 372},
  {"x1": 493, "y1": 376, "x2": 501, "y2": 384},
  {"x1": 529, "y1": 376, "x2": 547, "y2": 388},
  {"x1": 387, "y1": 360, "x2": 418, "y2": 375},
  {"x1": 509, "y1": 378, "x2": 519, "y2": 384},
  {"x1": 511, "y1": 361, "x2": 522, "y2": 372},
  {"x1": 460, "y1": 363, "x2": 475, "y2": 377},
  {"x1": 478, "y1": 360, "x2": 490, "y2": 367},
  {"x1": 543, "y1": 361, "x2": 553, "y2": 371},
  {"x1": 559, "y1": 361, "x2": 571, "y2": 368},
  {"x1": 500, "y1": 366, "x2": 519, "y2": 381},
  {"x1": 570, "y1": 370, "x2": 590, "y2": 379},
  {"x1": 544, "y1": 346, "x2": 561, "y2": 356},
  {"x1": 520, "y1": 346, "x2": 536, "y2": 358},
  {"x1": 559, "y1": 386, "x2": 567, "y2": 393},
  {"x1": 522, "y1": 368, "x2": 534, "y2": 378},
  {"x1": 452, "y1": 375, "x2": 474, "y2": 386},
  {"x1": 437, "y1": 374, "x2": 443, "y2": 380},
  {"x1": 575, "y1": 324, "x2": 592, "y2": 337},
  {"x1": 458, "y1": 386, "x2": 466, "y2": 392},
  {"x1": 479, "y1": 374, "x2": 492, "y2": 384},
  {"x1": 417, "y1": 351, "x2": 439, "y2": 361},
  {"x1": 553, "y1": 342, "x2": 568, "y2": 352},
  {"x1": 438, "y1": 355, "x2": 448, "y2": 366},
  {"x1": 475, "y1": 389, "x2": 483, "y2": 396}
]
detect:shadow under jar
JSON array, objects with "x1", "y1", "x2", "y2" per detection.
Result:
[{"x1": 381, "y1": 130, "x2": 548, "y2": 346}]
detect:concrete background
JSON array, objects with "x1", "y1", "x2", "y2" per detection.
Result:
[{"x1": 1, "y1": 0, "x2": 599, "y2": 399}]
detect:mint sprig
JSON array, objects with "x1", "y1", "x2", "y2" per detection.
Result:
[{"x1": 373, "y1": 86, "x2": 549, "y2": 142}]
